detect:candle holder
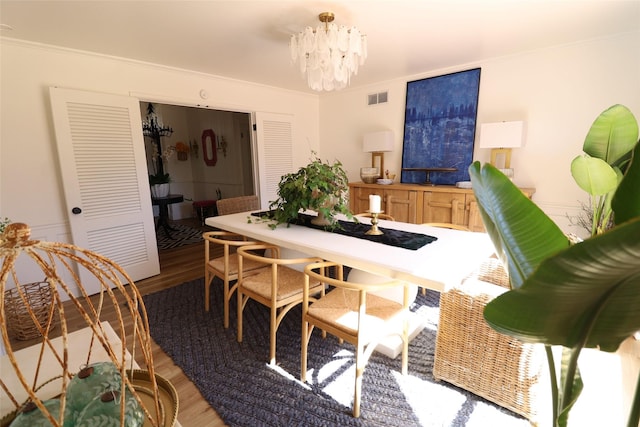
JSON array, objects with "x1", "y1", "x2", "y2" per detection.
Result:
[{"x1": 365, "y1": 211, "x2": 384, "y2": 235}]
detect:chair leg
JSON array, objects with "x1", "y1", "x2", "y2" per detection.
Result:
[
  {"x1": 237, "y1": 291, "x2": 244, "y2": 343},
  {"x1": 223, "y1": 278, "x2": 230, "y2": 329},
  {"x1": 225, "y1": 282, "x2": 239, "y2": 330},
  {"x1": 401, "y1": 318, "x2": 409, "y2": 376},
  {"x1": 353, "y1": 340, "x2": 365, "y2": 418},
  {"x1": 204, "y1": 272, "x2": 212, "y2": 312},
  {"x1": 301, "y1": 321, "x2": 310, "y2": 382},
  {"x1": 269, "y1": 304, "x2": 277, "y2": 366}
]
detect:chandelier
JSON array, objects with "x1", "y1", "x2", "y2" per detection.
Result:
[
  {"x1": 290, "y1": 12, "x2": 367, "y2": 92},
  {"x1": 142, "y1": 103, "x2": 173, "y2": 139}
]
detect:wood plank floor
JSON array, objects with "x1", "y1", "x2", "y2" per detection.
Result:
[
  {"x1": 140, "y1": 222, "x2": 227, "y2": 427},
  {"x1": 7, "y1": 218, "x2": 227, "y2": 427}
]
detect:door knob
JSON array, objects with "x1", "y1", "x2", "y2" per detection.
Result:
[{"x1": 72, "y1": 207, "x2": 82, "y2": 214}]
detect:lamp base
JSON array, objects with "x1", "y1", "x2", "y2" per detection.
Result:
[
  {"x1": 490, "y1": 148, "x2": 512, "y2": 169},
  {"x1": 371, "y1": 152, "x2": 385, "y2": 179}
]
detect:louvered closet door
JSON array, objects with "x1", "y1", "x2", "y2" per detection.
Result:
[
  {"x1": 254, "y1": 112, "x2": 294, "y2": 210},
  {"x1": 50, "y1": 87, "x2": 160, "y2": 294}
]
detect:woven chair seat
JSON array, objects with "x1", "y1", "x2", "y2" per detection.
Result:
[
  {"x1": 208, "y1": 254, "x2": 263, "y2": 277},
  {"x1": 306, "y1": 288, "x2": 404, "y2": 339},
  {"x1": 242, "y1": 266, "x2": 323, "y2": 301}
]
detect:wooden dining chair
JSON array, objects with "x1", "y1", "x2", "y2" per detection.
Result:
[
  {"x1": 236, "y1": 243, "x2": 324, "y2": 365},
  {"x1": 302, "y1": 261, "x2": 410, "y2": 418},
  {"x1": 355, "y1": 212, "x2": 395, "y2": 221},
  {"x1": 203, "y1": 231, "x2": 265, "y2": 328},
  {"x1": 203, "y1": 194, "x2": 262, "y2": 326},
  {"x1": 215, "y1": 195, "x2": 260, "y2": 216}
]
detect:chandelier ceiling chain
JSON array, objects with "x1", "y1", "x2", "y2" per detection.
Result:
[{"x1": 290, "y1": 12, "x2": 367, "y2": 92}]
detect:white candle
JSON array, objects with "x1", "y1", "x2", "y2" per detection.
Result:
[{"x1": 369, "y1": 195, "x2": 381, "y2": 213}]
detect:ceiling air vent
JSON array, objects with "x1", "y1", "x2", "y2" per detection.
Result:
[{"x1": 367, "y1": 91, "x2": 388, "y2": 106}]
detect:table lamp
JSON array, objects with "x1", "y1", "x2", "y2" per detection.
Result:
[
  {"x1": 479, "y1": 121, "x2": 524, "y2": 171},
  {"x1": 363, "y1": 130, "x2": 394, "y2": 179}
]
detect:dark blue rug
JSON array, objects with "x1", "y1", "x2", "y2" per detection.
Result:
[{"x1": 143, "y1": 278, "x2": 529, "y2": 426}]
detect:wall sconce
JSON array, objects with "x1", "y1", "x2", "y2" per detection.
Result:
[
  {"x1": 479, "y1": 121, "x2": 524, "y2": 176},
  {"x1": 217, "y1": 135, "x2": 228, "y2": 157},
  {"x1": 363, "y1": 130, "x2": 394, "y2": 179}
]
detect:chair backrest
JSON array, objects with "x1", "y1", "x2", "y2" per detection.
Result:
[
  {"x1": 216, "y1": 195, "x2": 260, "y2": 216},
  {"x1": 421, "y1": 222, "x2": 470, "y2": 231},
  {"x1": 238, "y1": 244, "x2": 322, "y2": 269},
  {"x1": 355, "y1": 212, "x2": 395, "y2": 221}
]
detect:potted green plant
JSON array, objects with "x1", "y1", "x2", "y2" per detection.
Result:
[
  {"x1": 267, "y1": 153, "x2": 353, "y2": 228},
  {"x1": 468, "y1": 107, "x2": 640, "y2": 426},
  {"x1": 570, "y1": 104, "x2": 638, "y2": 235}
]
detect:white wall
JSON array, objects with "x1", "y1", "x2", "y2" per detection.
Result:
[
  {"x1": 319, "y1": 32, "x2": 640, "y2": 238},
  {"x1": 0, "y1": 39, "x2": 319, "y2": 249},
  {"x1": 3, "y1": 33, "x2": 637, "y2": 241}
]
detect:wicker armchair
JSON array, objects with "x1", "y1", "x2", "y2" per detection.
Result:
[{"x1": 433, "y1": 257, "x2": 549, "y2": 424}]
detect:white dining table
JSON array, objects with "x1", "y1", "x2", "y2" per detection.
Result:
[{"x1": 206, "y1": 211, "x2": 495, "y2": 292}]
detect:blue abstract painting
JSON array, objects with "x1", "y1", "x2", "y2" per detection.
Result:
[{"x1": 401, "y1": 68, "x2": 481, "y2": 185}]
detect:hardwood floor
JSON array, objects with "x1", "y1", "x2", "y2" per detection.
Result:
[
  {"x1": 140, "y1": 220, "x2": 227, "y2": 427},
  {"x1": 6, "y1": 218, "x2": 227, "y2": 427}
]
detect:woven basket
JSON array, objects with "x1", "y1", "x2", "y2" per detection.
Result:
[{"x1": 4, "y1": 281, "x2": 56, "y2": 340}]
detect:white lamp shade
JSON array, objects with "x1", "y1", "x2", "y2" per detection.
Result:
[
  {"x1": 479, "y1": 121, "x2": 525, "y2": 149},
  {"x1": 363, "y1": 130, "x2": 394, "y2": 152}
]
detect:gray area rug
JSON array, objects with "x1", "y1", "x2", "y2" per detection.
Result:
[
  {"x1": 143, "y1": 278, "x2": 529, "y2": 426},
  {"x1": 155, "y1": 223, "x2": 203, "y2": 250}
]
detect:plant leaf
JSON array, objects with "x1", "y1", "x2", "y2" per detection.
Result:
[
  {"x1": 570, "y1": 155, "x2": 618, "y2": 196},
  {"x1": 558, "y1": 348, "x2": 583, "y2": 427},
  {"x1": 612, "y1": 139, "x2": 640, "y2": 224},
  {"x1": 469, "y1": 162, "x2": 569, "y2": 288},
  {"x1": 583, "y1": 104, "x2": 639, "y2": 165},
  {"x1": 484, "y1": 217, "x2": 640, "y2": 351}
]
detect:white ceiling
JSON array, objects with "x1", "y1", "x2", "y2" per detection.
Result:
[{"x1": 1, "y1": 1, "x2": 638, "y2": 94}]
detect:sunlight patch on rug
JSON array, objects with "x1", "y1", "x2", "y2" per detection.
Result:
[
  {"x1": 465, "y1": 401, "x2": 531, "y2": 427},
  {"x1": 303, "y1": 349, "x2": 356, "y2": 408},
  {"x1": 267, "y1": 363, "x2": 311, "y2": 391},
  {"x1": 394, "y1": 371, "x2": 467, "y2": 425},
  {"x1": 393, "y1": 371, "x2": 530, "y2": 427}
]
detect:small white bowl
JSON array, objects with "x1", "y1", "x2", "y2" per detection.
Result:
[{"x1": 377, "y1": 179, "x2": 393, "y2": 185}]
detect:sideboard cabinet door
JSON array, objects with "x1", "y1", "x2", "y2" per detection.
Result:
[
  {"x1": 385, "y1": 188, "x2": 417, "y2": 223},
  {"x1": 348, "y1": 184, "x2": 417, "y2": 223},
  {"x1": 421, "y1": 191, "x2": 466, "y2": 226}
]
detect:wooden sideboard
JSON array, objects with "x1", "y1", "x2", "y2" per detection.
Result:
[{"x1": 348, "y1": 182, "x2": 535, "y2": 232}]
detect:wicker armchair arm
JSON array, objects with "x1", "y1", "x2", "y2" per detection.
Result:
[{"x1": 463, "y1": 257, "x2": 510, "y2": 289}]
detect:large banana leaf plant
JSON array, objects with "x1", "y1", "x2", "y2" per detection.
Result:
[
  {"x1": 570, "y1": 104, "x2": 638, "y2": 235},
  {"x1": 468, "y1": 135, "x2": 640, "y2": 426}
]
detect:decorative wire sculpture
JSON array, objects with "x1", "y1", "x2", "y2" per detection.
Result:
[{"x1": 0, "y1": 223, "x2": 176, "y2": 426}]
